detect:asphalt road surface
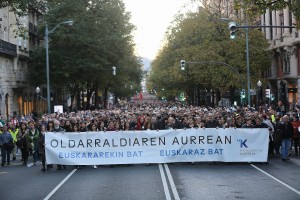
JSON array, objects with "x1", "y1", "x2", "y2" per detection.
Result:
[{"x1": 0, "y1": 154, "x2": 300, "y2": 200}]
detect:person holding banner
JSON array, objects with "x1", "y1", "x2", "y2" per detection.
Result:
[
  {"x1": 63, "y1": 120, "x2": 73, "y2": 132},
  {"x1": 242, "y1": 117, "x2": 253, "y2": 128},
  {"x1": 278, "y1": 115, "x2": 294, "y2": 161},
  {"x1": 38, "y1": 125, "x2": 47, "y2": 172},
  {"x1": 73, "y1": 124, "x2": 80, "y2": 132},
  {"x1": 106, "y1": 121, "x2": 116, "y2": 131},
  {"x1": 253, "y1": 116, "x2": 268, "y2": 129},
  {"x1": 205, "y1": 113, "x2": 220, "y2": 128},
  {"x1": 53, "y1": 120, "x2": 66, "y2": 170}
]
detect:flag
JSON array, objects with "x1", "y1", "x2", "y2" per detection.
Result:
[{"x1": 140, "y1": 92, "x2": 143, "y2": 101}]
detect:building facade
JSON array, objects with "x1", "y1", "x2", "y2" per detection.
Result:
[
  {"x1": 261, "y1": 8, "x2": 300, "y2": 111},
  {"x1": 0, "y1": 6, "x2": 42, "y2": 120}
]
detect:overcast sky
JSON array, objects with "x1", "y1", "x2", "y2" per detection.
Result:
[{"x1": 123, "y1": 0, "x2": 198, "y2": 60}]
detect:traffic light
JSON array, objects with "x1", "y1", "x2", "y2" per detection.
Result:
[
  {"x1": 240, "y1": 89, "x2": 245, "y2": 99},
  {"x1": 280, "y1": 81, "x2": 286, "y2": 99},
  {"x1": 228, "y1": 22, "x2": 237, "y2": 39},
  {"x1": 179, "y1": 92, "x2": 185, "y2": 101},
  {"x1": 180, "y1": 60, "x2": 186, "y2": 70},
  {"x1": 265, "y1": 89, "x2": 270, "y2": 98},
  {"x1": 271, "y1": 94, "x2": 275, "y2": 101},
  {"x1": 112, "y1": 66, "x2": 116, "y2": 76}
]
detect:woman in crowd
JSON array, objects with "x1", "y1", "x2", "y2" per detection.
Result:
[
  {"x1": 73, "y1": 124, "x2": 80, "y2": 132},
  {"x1": 136, "y1": 116, "x2": 146, "y2": 130},
  {"x1": 98, "y1": 121, "x2": 106, "y2": 131},
  {"x1": 47, "y1": 121, "x2": 54, "y2": 132},
  {"x1": 90, "y1": 124, "x2": 98, "y2": 132},
  {"x1": 64, "y1": 120, "x2": 73, "y2": 132},
  {"x1": 242, "y1": 117, "x2": 253, "y2": 128},
  {"x1": 124, "y1": 120, "x2": 130, "y2": 131},
  {"x1": 27, "y1": 121, "x2": 40, "y2": 165},
  {"x1": 17, "y1": 123, "x2": 29, "y2": 165},
  {"x1": 119, "y1": 120, "x2": 126, "y2": 130},
  {"x1": 185, "y1": 118, "x2": 198, "y2": 129}
]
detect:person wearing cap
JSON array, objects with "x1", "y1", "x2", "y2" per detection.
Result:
[
  {"x1": 0, "y1": 125, "x2": 13, "y2": 166},
  {"x1": 278, "y1": 115, "x2": 294, "y2": 161}
]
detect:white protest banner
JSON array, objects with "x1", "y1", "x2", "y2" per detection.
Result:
[{"x1": 45, "y1": 128, "x2": 269, "y2": 165}]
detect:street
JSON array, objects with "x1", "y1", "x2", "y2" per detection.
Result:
[{"x1": 0, "y1": 154, "x2": 299, "y2": 200}]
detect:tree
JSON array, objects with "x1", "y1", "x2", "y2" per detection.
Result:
[
  {"x1": 192, "y1": 0, "x2": 300, "y2": 28},
  {"x1": 28, "y1": 0, "x2": 143, "y2": 110},
  {"x1": 234, "y1": 0, "x2": 300, "y2": 28},
  {"x1": 148, "y1": 8, "x2": 271, "y2": 105}
]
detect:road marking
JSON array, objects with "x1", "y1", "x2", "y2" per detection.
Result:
[
  {"x1": 251, "y1": 164, "x2": 300, "y2": 195},
  {"x1": 0, "y1": 172, "x2": 8, "y2": 175},
  {"x1": 43, "y1": 169, "x2": 77, "y2": 200},
  {"x1": 159, "y1": 164, "x2": 171, "y2": 200},
  {"x1": 164, "y1": 164, "x2": 180, "y2": 200}
]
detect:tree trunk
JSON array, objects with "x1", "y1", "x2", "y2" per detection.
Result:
[
  {"x1": 104, "y1": 86, "x2": 109, "y2": 109},
  {"x1": 76, "y1": 88, "x2": 81, "y2": 110},
  {"x1": 95, "y1": 82, "x2": 99, "y2": 108},
  {"x1": 230, "y1": 87, "x2": 235, "y2": 106}
]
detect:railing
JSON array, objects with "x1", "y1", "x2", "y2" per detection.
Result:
[{"x1": 0, "y1": 39, "x2": 17, "y2": 56}]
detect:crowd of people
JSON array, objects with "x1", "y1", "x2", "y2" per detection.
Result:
[{"x1": 0, "y1": 102, "x2": 299, "y2": 171}]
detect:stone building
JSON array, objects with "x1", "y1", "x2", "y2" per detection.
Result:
[
  {"x1": 261, "y1": 8, "x2": 300, "y2": 110},
  {"x1": 0, "y1": 6, "x2": 42, "y2": 120}
]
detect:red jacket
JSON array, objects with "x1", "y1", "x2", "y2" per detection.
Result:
[{"x1": 291, "y1": 120, "x2": 300, "y2": 139}]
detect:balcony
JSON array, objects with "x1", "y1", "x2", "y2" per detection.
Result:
[
  {"x1": 29, "y1": 22, "x2": 38, "y2": 36},
  {"x1": 0, "y1": 39, "x2": 17, "y2": 56}
]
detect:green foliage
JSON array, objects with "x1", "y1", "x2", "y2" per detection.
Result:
[
  {"x1": 27, "y1": 0, "x2": 142, "y2": 106},
  {"x1": 148, "y1": 8, "x2": 271, "y2": 101},
  {"x1": 235, "y1": 0, "x2": 300, "y2": 28}
]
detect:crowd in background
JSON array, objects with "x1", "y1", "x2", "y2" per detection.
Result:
[{"x1": 0, "y1": 102, "x2": 299, "y2": 171}]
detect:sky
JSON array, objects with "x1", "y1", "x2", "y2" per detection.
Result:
[{"x1": 123, "y1": 0, "x2": 199, "y2": 60}]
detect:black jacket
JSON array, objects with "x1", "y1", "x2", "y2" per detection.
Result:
[{"x1": 278, "y1": 122, "x2": 293, "y2": 139}]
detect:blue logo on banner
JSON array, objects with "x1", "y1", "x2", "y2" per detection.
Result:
[{"x1": 237, "y1": 139, "x2": 248, "y2": 148}]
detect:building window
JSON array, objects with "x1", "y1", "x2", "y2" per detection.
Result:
[
  {"x1": 269, "y1": 11, "x2": 273, "y2": 40},
  {"x1": 289, "y1": 5, "x2": 293, "y2": 34},
  {"x1": 283, "y1": 54, "x2": 290, "y2": 74},
  {"x1": 279, "y1": 12, "x2": 284, "y2": 42}
]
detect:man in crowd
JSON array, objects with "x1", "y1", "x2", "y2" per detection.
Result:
[
  {"x1": 278, "y1": 115, "x2": 294, "y2": 161},
  {"x1": 0, "y1": 125, "x2": 13, "y2": 166},
  {"x1": 53, "y1": 120, "x2": 66, "y2": 170},
  {"x1": 205, "y1": 113, "x2": 220, "y2": 128}
]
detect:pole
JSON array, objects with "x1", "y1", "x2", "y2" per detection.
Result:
[
  {"x1": 36, "y1": 93, "x2": 38, "y2": 114},
  {"x1": 45, "y1": 24, "x2": 51, "y2": 114},
  {"x1": 256, "y1": 86, "x2": 259, "y2": 110},
  {"x1": 245, "y1": 28, "x2": 251, "y2": 106}
]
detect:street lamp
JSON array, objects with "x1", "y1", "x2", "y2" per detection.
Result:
[
  {"x1": 256, "y1": 80, "x2": 262, "y2": 110},
  {"x1": 112, "y1": 66, "x2": 116, "y2": 76},
  {"x1": 35, "y1": 87, "x2": 40, "y2": 113},
  {"x1": 35, "y1": 86, "x2": 41, "y2": 95},
  {"x1": 45, "y1": 20, "x2": 73, "y2": 114}
]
